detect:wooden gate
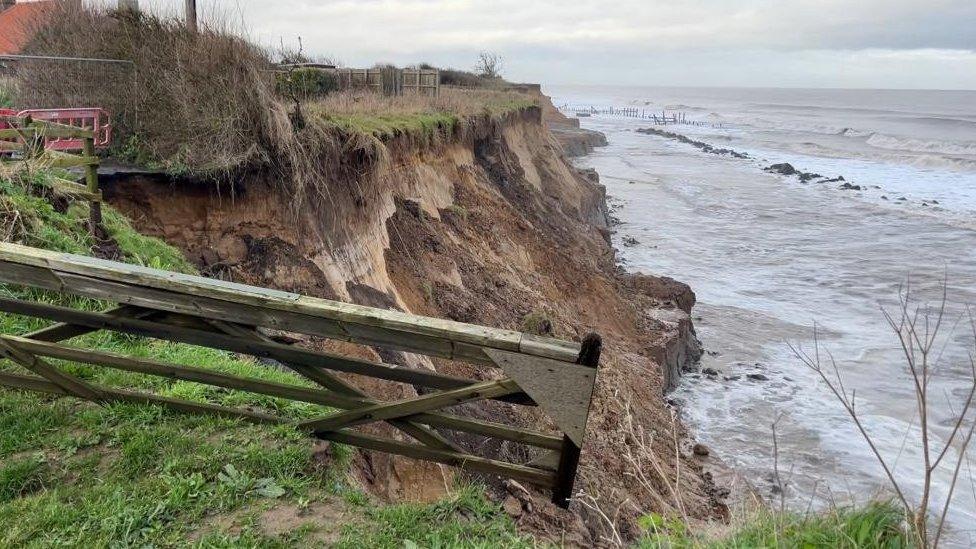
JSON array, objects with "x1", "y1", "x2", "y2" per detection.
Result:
[{"x1": 0, "y1": 243, "x2": 601, "y2": 507}]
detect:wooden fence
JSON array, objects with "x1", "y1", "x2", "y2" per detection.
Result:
[
  {"x1": 281, "y1": 64, "x2": 440, "y2": 97},
  {"x1": 333, "y1": 68, "x2": 439, "y2": 97},
  {"x1": 560, "y1": 105, "x2": 710, "y2": 126},
  {"x1": 0, "y1": 114, "x2": 103, "y2": 227},
  {"x1": 0, "y1": 243, "x2": 601, "y2": 506}
]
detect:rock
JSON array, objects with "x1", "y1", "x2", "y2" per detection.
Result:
[
  {"x1": 693, "y1": 443, "x2": 710, "y2": 457},
  {"x1": 702, "y1": 367, "x2": 720, "y2": 377},
  {"x1": 839, "y1": 182, "x2": 862, "y2": 191},
  {"x1": 502, "y1": 496, "x2": 523, "y2": 517},
  {"x1": 621, "y1": 273, "x2": 697, "y2": 314},
  {"x1": 622, "y1": 236, "x2": 639, "y2": 247},
  {"x1": 747, "y1": 373, "x2": 769, "y2": 381},
  {"x1": 798, "y1": 172, "x2": 822, "y2": 182},
  {"x1": 764, "y1": 163, "x2": 797, "y2": 176},
  {"x1": 723, "y1": 375, "x2": 741, "y2": 381}
]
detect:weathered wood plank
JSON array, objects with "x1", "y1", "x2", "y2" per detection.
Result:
[
  {"x1": 317, "y1": 430, "x2": 557, "y2": 488},
  {"x1": 0, "y1": 371, "x2": 282, "y2": 424},
  {"x1": 0, "y1": 339, "x2": 104, "y2": 401},
  {"x1": 207, "y1": 319, "x2": 462, "y2": 453},
  {"x1": 39, "y1": 151, "x2": 99, "y2": 169},
  {"x1": 551, "y1": 332, "x2": 602, "y2": 509},
  {"x1": 301, "y1": 379, "x2": 520, "y2": 433},
  {"x1": 23, "y1": 305, "x2": 156, "y2": 342},
  {"x1": 49, "y1": 177, "x2": 102, "y2": 201},
  {"x1": 0, "y1": 243, "x2": 581, "y2": 363},
  {"x1": 413, "y1": 412, "x2": 564, "y2": 450},
  {"x1": 0, "y1": 296, "x2": 484, "y2": 392},
  {"x1": 1, "y1": 335, "x2": 369, "y2": 409}
]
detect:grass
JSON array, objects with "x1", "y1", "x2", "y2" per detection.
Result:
[
  {"x1": 309, "y1": 88, "x2": 538, "y2": 142},
  {"x1": 637, "y1": 502, "x2": 912, "y2": 548}
]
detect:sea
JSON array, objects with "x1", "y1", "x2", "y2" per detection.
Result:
[{"x1": 548, "y1": 85, "x2": 976, "y2": 545}]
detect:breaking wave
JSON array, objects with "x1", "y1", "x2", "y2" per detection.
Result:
[{"x1": 866, "y1": 133, "x2": 976, "y2": 156}]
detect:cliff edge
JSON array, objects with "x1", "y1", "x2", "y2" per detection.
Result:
[{"x1": 103, "y1": 100, "x2": 716, "y2": 544}]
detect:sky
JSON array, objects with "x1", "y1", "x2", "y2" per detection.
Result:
[{"x1": 107, "y1": 0, "x2": 976, "y2": 89}]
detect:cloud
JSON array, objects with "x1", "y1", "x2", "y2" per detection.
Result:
[{"x1": 101, "y1": 0, "x2": 976, "y2": 88}]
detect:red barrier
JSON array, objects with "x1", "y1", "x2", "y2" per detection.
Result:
[
  {"x1": 0, "y1": 108, "x2": 16, "y2": 128},
  {"x1": 16, "y1": 108, "x2": 111, "y2": 151}
]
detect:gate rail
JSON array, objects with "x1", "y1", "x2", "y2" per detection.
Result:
[{"x1": 0, "y1": 243, "x2": 601, "y2": 507}]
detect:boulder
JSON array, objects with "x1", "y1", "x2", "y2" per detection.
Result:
[{"x1": 764, "y1": 163, "x2": 797, "y2": 176}]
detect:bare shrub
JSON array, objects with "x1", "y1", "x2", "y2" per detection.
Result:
[
  {"x1": 791, "y1": 283, "x2": 976, "y2": 548},
  {"x1": 16, "y1": 2, "x2": 282, "y2": 178},
  {"x1": 573, "y1": 390, "x2": 706, "y2": 547},
  {"x1": 475, "y1": 51, "x2": 504, "y2": 80}
]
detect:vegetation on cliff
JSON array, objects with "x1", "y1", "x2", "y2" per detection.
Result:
[{"x1": 13, "y1": 3, "x2": 536, "y2": 194}]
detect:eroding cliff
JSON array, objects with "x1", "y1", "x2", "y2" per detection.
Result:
[{"x1": 103, "y1": 103, "x2": 718, "y2": 544}]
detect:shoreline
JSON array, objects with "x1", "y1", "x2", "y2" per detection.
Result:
[{"x1": 541, "y1": 97, "x2": 764, "y2": 522}]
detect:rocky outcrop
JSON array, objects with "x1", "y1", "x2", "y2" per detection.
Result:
[{"x1": 538, "y1": 93, "x2": 609, "y2": 157}]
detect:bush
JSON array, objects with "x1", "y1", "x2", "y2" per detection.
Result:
[
  {"x1": 275, "y1": 68, "x2": 339, "y2": 101},
  {"x1": 16, "y1": 4, "x2": 281, "y2": 176}
]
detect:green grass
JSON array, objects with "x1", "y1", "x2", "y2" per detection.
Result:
[
  {"x1": 637, "y1": 502, "x2": 912, "y2": 548},
  {"x1": 319, "y1": 110, "x2": 461, "y2": 142},
  {"x1": 309, "y1": 90, "x2": 538, "y2": 144}
]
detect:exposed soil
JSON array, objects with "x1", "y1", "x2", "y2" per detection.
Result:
[{"x1": 103, "y1": 104, "x2": 729, "y2": 545}]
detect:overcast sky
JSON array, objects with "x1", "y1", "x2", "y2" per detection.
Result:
[{"x1": 122, "y1": 0, "x2": 976, "y2": 89}]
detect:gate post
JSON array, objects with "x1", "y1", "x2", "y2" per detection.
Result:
[
  {"x1": 551, "y1": 332, "x2": 601, "y2": 508},
  {"x1": 83, "y1": 134, "x2": 102, "y2": 230}
]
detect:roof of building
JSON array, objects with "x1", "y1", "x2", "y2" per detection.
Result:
[{"x1": 0, "y1": 2, "x2": 54, "y2": 55}]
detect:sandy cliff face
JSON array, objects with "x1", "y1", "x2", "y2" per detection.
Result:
[{"x1": 103, "y1": 105, "x2": 721, "y2": 544}]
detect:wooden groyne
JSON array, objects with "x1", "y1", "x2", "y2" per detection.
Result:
[{"x1": 559, "y1": 105, "x2": 713, "y2": 126}]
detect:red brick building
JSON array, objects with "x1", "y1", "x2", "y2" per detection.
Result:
[{"x1": 0, "y1": 1, "x2": 53, "y2": 55}]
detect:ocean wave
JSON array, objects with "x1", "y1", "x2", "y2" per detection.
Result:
[
  {"x1": 746, "y1": 102, "x2": 911, "y2": 116},
  {"x1": 663, "y1": 103, "x2": 706, "y2": 111},
  {"x1": 866, "y1": 133, "x2": 976, "y2": 156},
  {"x1": 888, "y1": 116, "x2": 976, "y2": 129}
]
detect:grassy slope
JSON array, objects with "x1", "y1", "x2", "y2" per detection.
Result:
[
  {"x1": 310, "y1": 90, "x2": 538, "y2": 142},
  {"x1": 637, "y1": 503, "x2": 910, "y2": 548},
  {"x1": 0, "y1": 171, "x2": 531, "y2": 547}
]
